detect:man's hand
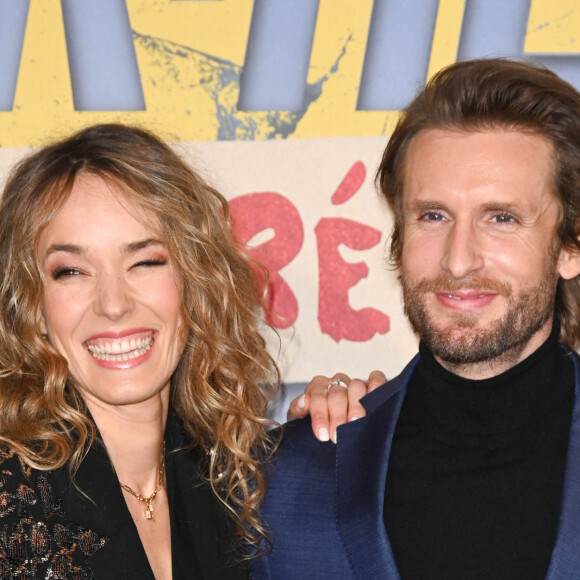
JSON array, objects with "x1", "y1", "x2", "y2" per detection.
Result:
[{"x1": 287, "y1": 371, "x2": 387, "y2": 443}]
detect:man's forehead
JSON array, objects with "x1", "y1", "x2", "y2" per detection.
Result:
[
  {"x1": 405, "y1": 126, "x2": 555, "y2": 159},
  {"x1": 402, "y1": 128, "x2": 557, "y2": 203}
]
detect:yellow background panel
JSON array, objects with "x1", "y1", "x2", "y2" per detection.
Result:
[
  {"x1": 526, "y1": 0, "x2": 580, "y2": 53},
  {"x1": 296, "y1": 0, "x2": 392, "y2": 138},
  {"x1": 427, "y1": 0, "x2": 466, "y2": 78},
  {"x1": 2, "y1": 0, "x2": 580, "y2": 146},
  {"x1": 0, "y1": 0, "x2": 146, "y2": 147},
  {"x1": 127, "y1": 0, "x2": 254, "y2": 65}
]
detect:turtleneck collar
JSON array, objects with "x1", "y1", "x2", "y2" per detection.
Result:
[{"x1": 414, "y1": 320, "x2": 574, "y2": 436}]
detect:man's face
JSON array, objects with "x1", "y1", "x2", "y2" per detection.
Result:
[{"x1": 400, "y1": 129, "x2": 580, "y2": 377}]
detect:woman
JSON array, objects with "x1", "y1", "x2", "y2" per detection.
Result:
[{"x1": 0, "y1": 123, "x2": 280, "y2": 579}]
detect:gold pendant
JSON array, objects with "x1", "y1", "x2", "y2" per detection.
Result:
[{"x1": 146, "y1": 501, "x2": 154, "y2": 520}]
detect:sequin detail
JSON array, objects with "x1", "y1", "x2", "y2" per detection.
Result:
[{"x1": 0, "y1": 449, "x2": 107, "y2": 579}]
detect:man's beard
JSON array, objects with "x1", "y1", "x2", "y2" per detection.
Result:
[{"x1": 401, "y1": 267, "x2": 559, "y2": 366}]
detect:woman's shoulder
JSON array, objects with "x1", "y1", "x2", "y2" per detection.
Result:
[
  {"x1": 0, "y1": 445, "x2": 108, "y2": 579},
  {"x1": 0, "y1": 445, "x2": 45, "y2": 500},
  {"x1": 0, "y1": 445, "x2": 58, "y2": 501}
]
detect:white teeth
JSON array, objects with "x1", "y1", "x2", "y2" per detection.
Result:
[
  {"x1": 445, "y1": 294, "x2": 487, "y2": 300},
  {"x1": 86, "y1": 336, "x2": 154, "y2": 361}
]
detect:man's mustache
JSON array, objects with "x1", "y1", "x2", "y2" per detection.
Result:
[{"x1": 408, "y1": 276, "x2": 512, "y2": 297}]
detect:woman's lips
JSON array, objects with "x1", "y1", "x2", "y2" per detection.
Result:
[{"x1": 84, "y1": 330, "x2": 156, "y2": 369}]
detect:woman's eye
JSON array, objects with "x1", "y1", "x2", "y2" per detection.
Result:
[
  {"x1": 51, "y1": 267, "x2": 81, "y2": 280},
  {"x1": 131, "y1": 259, "x2": 167, "y2": 269}
]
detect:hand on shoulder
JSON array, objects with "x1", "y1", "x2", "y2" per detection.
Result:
[{"x1": 287, "y1": 370, "x2": 387, "y2": 443}]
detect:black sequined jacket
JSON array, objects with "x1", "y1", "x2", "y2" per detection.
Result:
[{"x1": 0, "y1": 412, "x2": 249, "y2": 579}]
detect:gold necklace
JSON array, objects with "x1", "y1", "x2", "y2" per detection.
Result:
[{"x1": 120, "y1": 445, "x2": 165, "y2": 521}]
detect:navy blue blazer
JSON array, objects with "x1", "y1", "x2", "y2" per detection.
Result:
[{"x1": 253, "y1": 352, "x2": 580, "y2": 579}]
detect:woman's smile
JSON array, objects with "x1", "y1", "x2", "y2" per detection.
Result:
[{"x1": 85, "y1": 329, "x2": 156, "y2": 368}]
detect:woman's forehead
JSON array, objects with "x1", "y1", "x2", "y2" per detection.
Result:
[{"x1": 39, "y1": 174, "x2": 167, "y2": 249}]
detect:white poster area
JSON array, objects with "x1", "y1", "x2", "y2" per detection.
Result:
[
  {"x1": 0, "y1": 135, "x2": 420, "y2": 424},
  {"x1": 194, "y1": 136, "x2": 419, "y2": 421}
]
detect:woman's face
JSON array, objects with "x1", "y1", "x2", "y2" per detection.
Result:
[{"x1": 37, "y1": 174, "x2": 185, "y2": 410}]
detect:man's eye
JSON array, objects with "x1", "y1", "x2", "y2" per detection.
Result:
[
  {"x1": 490, "y1": 213, "x2": 515, "y2": 224},
  {"x1": 421, "y1": 211, "x2": 446, "y2": 222},
  {"x1": 52, "y1": 267, "x2": 81, "y2": 280}
]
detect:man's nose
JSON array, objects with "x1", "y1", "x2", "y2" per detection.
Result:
[
  {"x1": 440, "y1": 221, "x2": 484, "y2": 279},
  {"x1": 93, "y1": 275, "x2": 135, "y2": 321}
]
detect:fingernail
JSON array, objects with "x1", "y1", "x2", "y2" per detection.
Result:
[
  {"x1": 297, "y1": 394, "x2": 306, "y2": 410},
  {"x1": 350, "y1": 416, "x2": 359, "y2": 421},
  {"x1": 331, "y1": 430, "x2": 337, "y2": 443},
  {"x1": 318, "y1": 427, "x2": 330, "y2": 442}
]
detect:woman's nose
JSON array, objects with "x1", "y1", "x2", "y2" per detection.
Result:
[{"x1": 93, "y1": 275, "x2": 135, "y2": 321}]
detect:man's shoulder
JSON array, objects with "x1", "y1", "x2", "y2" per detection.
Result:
[
  {"x1": 273, "y1": 355, "x2": 420, "y2": 464},
  {"x1": 359, "y1": 354, "x2": 419, "y2": 414},
  {"x1": 280, "y1": 415, "x2": 328, "y2": 445},
  {"x1": 273, "y1": 418, "x2": 337, "y2": 472},
  {"x1": 565, "y1": 346, "x2": 580, "y2": 368}
]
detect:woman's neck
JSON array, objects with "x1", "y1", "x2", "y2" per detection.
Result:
[{"x1": 84, "y1": 389, "x2": 169, "y2": 494}]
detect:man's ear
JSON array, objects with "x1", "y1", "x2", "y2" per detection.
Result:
[{"x1": 557, "y1": 244, "x2": 580, "y2": 280}]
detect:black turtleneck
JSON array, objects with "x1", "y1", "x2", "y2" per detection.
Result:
[{"x1": 383, "y1": 323, "x2": 575, "y2": 580}]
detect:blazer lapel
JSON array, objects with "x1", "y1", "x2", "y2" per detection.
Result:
[
  {"x1": 546, "y1": 351, "x2": 580, "y2": 579},
  {"x1": 57, "y1": 442, "x2": 155, "y2": 579},
  {"x1": 165, "y1": 418, "x2": 249, "y2": 580},
  {"x1": 335, "y1": 356, "x2": 418, "y2": 579}
]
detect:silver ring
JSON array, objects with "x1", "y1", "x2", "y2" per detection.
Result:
[{"x1": 326, "y1": 378, "x2": 349, "y2": 394}]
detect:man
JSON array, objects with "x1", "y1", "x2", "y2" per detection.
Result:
[{"x1": 252, "y1": 59, "x2": 580, "y2": 579}]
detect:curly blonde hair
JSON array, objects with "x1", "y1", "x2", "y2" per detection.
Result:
[{"x1": 0, "y1": 123, "x2": 279, "y2": 550}]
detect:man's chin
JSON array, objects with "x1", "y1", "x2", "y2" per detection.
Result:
[
  {"x1": 425, "y1": 318, "x2": 550, "y2": 366},
  {"x1": 424, "y1": 327, "x2": 501, "y2": 365}
]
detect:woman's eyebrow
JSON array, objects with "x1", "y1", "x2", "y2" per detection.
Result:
[
  {"x1": 44, "y1": 243, "x2": 85, "y2": 257},
  {"x1": 123, "y1": 238, "x2": 165, "y2": 254},
  {"x1": 44, "y1": 239, "x2": 164, "y2": 258}
]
